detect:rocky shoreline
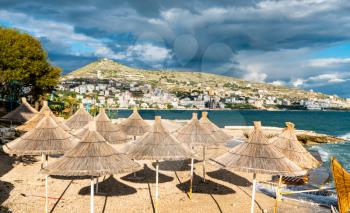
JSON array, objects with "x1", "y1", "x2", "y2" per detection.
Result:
[{"x1": 224, "y1": 125, "x2": 345, "y2": 145}]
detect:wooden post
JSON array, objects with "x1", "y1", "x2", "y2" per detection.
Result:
[
  {"x1": 91, "y1": 177, "x2": 94, "y2": 213},
  {"x1": 250, "y1": 173, "x2": 257, "y2": 213},
  {"x1": 189, "y1": 158, "x2": 194, "y2": 200},
  {"x1": 202, "y1": 146, "x2": 206, "y2": 182},
  {"x1": 41, "y1": 154, "x2": 45, "y2": 169},
  {"x1": 45, "y1": 154, "x2": 48, "y2": 167},
  {"x1": 95, "y1": 177, "x2": 99, "y2": 193},
  {"x1": 273, "y1": 175, "x2": 283, "y2": 213},
  {"x1": 45, "y1": 175, "x2": 48, "y2": 213},
  {"x1": 155, "y1": 161, "x2": 159, "y2": 213}
]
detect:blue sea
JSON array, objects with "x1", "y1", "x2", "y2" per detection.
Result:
[
  {"x1": 110, "y1": 109, "x2": 350, "y2": 207},
  {"x1": 109, "y1": 109, "x2": 350, "y2": 169}
]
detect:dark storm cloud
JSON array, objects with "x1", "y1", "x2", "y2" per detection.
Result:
[{"x1": 2, "y1": 0, "x2": 350, "y2": 96}]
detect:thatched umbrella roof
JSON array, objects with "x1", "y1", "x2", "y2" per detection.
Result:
[
  {"x1": 0, "y1": 97, "x2": 38, "y2": 123},
  {"x1": 125, "y1": 116, "x2": 194, "y2": 160},
  {"x1": 3, "y1": 112, "x2": 77, "y2": 155},
  {"x1": 16, "y1": 101, "x2": 70, "y2": 132},
  {"x1": 41, "y1": 121, "x2": 140, "y2": 176},
  {"x1": 120, "y1": 107, "x2": 151, "y2": 136},
  {"x1": 199, "y1": 111, "x2": 231, "y2": 142},
  {"x1": 95, "y1": 108, "x2": 129, "y2": 144},
  {"x1": 272, "y1": 122, "x2": 320, "y2": 169},
  {"x1": 65, "y1": 104, "x2": 93, "y2": 131},
  {"x1": 158, "y1": 119, "x2": 183, "y2": 133},
  {"x1": 173, "y1": 112, "x2": 219, "y2": 146},
  {"x1": 213, "y1": 121, "x2": 306, "y2": 176}
]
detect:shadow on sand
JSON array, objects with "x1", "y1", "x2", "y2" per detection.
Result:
[
  {"x1": 176, "y1": 173, "x2": 235, "y2": 195},
  {"x1": 151, "y1": 159, "x2": 199, "y2": 171},
  {"x1": 207, "y1": 169, "x2": 252, "y2": 187},
  {"x1": 121, "y1": 164, "x2": 174, "y2": 183},
  {"x1": 0, "y1": 151, "x2": 15, "y2": 212},
  {"x1": 78, "y1": 176, "x2": 137, "y2": 196}
]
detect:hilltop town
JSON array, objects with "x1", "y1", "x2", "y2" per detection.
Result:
[{"x1": 58, "y1": 58, "x2": 350, "y2": 110}]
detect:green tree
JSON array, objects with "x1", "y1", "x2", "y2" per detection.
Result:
[{"x1": 0, "y1": 27, "x2": 61, "y2": 102}]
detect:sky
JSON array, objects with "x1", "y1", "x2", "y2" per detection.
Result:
[{"x1": 1, "y1": 0, "x2": 350, "y2": 97}]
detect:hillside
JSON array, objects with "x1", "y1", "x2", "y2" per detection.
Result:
[{"x1": 63, "y1": 58, "x2": 329, "y2": 101}]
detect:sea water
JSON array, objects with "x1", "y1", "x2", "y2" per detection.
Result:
[
  {"x1": 110, "y1": 109, "x2": 350, "y2": 207},
  {"x1": 110, "y1": 109, "x2": 350, "y2": 167}
]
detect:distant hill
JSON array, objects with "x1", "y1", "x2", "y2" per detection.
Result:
[{"x1": 63, "y1": 58, "x2": 330, "y2": 101}]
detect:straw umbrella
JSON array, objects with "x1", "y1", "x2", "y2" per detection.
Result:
[
  {"x1": 173, "y1": 112, "x2": 218, "y2": 196},
  {"x1": 41, "y1": 121, "x2": 140, "y2": 213},
  {"x1": 3, "y1": 111, "x2": 77, "y2": 168},
  {"x1": 0, "y1": 97, "x2": 38, "y2": 123},
  {"x1": 16, "y1": 101, "x2": 70, "y2": 132},
  {"x1": 95, "y1": 108, "x2": 129, "y2": 144},
  {"x1": 125, "y1": 116, "x2": 193, "y2": 213},
  {"x1": 199, "y1": 111, "x2": 232, "y2": 143},
  {"x1": 120, "y1": 107, "x2": 151, "y2": 140},
  {"x1": 65, "y1": 103, "x2": 93, "y2": 131},
  {"x1": 213, "y1": 121, "x2": 306, "y2": 213},
  {"x1": 272, "y1": 122, "x2": 320, "y2": 169}
]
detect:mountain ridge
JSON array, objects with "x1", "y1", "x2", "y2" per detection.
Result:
[{"x1": 63, "y1": 58, "x2": 331, "y2": 101}]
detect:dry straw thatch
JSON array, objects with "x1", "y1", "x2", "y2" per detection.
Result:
[
  {"x1": 214, "y1": 121, "x2": 306, "y2": 176},
  {"x1": 173, "y1": 112, "x2": 219, "y2": 146},
  {"x1": 120, "y1": 107, "x2": 151, "y2": 136},
  {"x1": 331, "y1": 157, "x2": 350, "y2": 213},
  {"x1": 3, "y1": 112, "x2": 77, "y2": 155},
  {"x1": 16, "y1": 101, "x2": 70, "y2": 132},
  {"x1": 156, "y1": 119, "x2": 183, "y2": 133},
  {"x1": 0, "y1": 97, "x2": 38, "y2": 123},
  {"x1": 199, "y1": 111, "x2": 231, "y2": 142},
  {"x1": 95, "y1": 108, "x2": 129, "y2": 144},
  {"x1": 272, "y1": 122, "x2": 320, "y2": 169},
  {"x1": 125, "y1": 116, "x2": 194, "y2": 160},
  {"x1": 41, "y1": 121, "x2": 140, "y2": 176},
  {"x1": 65, "y1": 104, "x2": 93, "y2": 130}
]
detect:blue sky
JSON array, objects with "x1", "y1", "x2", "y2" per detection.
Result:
[{"x1": 1, "y1": 0, "x2": 350, "y2": 97}]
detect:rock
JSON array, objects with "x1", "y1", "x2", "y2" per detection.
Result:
[{"x1": 296, "y1": 134, "x2": 345, "y2": 145}]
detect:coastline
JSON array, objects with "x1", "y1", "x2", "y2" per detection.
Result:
[{"x1": 112, "y1": 118, "x2": 346, "y2": 145}]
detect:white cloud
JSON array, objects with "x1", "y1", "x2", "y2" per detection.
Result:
[
  {"x1": 126, "y1": 43, "x2": 172, "y2": 63},
  {"x1": 270, "y1": 80, "x2": 286, "y2": 86},
  {"x1": 308, "y1": 58, "x2": 350, "y2": 67},
  {"x1": 242, "y1": 71, "x2": 267, "y2": 83},
  {"x1": 292, "y1": 78, "x2": 306, "y2": 87},
  {"x1": 0, "y1": 10, "x2": 124, "y2": 60}
]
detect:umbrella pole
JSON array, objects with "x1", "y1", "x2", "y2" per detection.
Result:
[
  {"x1": 95, "y1": 177, "x2": 99, "y2": 193},
  {"x1": 189, "y1": 158, "x2": 194, "y2": 200},
  {"x1": 45, "y1": 175, "x2": 48, "y2": 213},
  {"x1": 273, "y1": 175, "x2": 283, "y2": 213},
  {"x1": 155, "y1": 160, "x2": 159, "y2": 213},
  {"x1": 90, "y1": 177, "x2": 94, "y2": 213},
  {"x1": 45, "y1": 154, "x2": 48, "y2": 167},
  {"x1": 133, "y1": 135, "x2": 137, "y2": 178},
  {"x1": 202, "y1": 145, "x2": 206, "y2": 182},
  {"x1": 250, "y1": 173, "x2": 257, "y2": 213},
  {"x1": 41, "y1": 154, "x2": 44, "y2": 169}
]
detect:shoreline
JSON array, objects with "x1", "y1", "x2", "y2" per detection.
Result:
[
  {"x1": 108, "y1": 108, "x2": 350, "y2": 112},
  {"x1": 113, "y1": 118, "x2": 346, "y2": 145}
]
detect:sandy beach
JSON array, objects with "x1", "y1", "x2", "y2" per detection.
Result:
[{"x1": 0, "y1": 144, "x2": 328, "y2": 213}]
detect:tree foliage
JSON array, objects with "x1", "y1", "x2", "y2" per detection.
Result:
[{"x1": 0, "y1": 27, "x2": 61, "y2": 101}]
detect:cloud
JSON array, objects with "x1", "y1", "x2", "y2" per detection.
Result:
[
  {"x1": 307, "y1": 58, "x2": 350, "y2": 67},
  {"x1": 126, "y1": 43, "x2": 172, "y2": 64},
  {"x1": 1, "y1": 0, "x2": 350, "y2": 96}
]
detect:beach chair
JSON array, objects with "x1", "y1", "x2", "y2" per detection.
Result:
[{"x1": 331, "y1": 157, "x2": 350, "y2": 213}]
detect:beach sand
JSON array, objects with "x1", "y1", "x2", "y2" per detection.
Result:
[{"x1": 0, "y1": 145, "x2": 328, "y2": 213}]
